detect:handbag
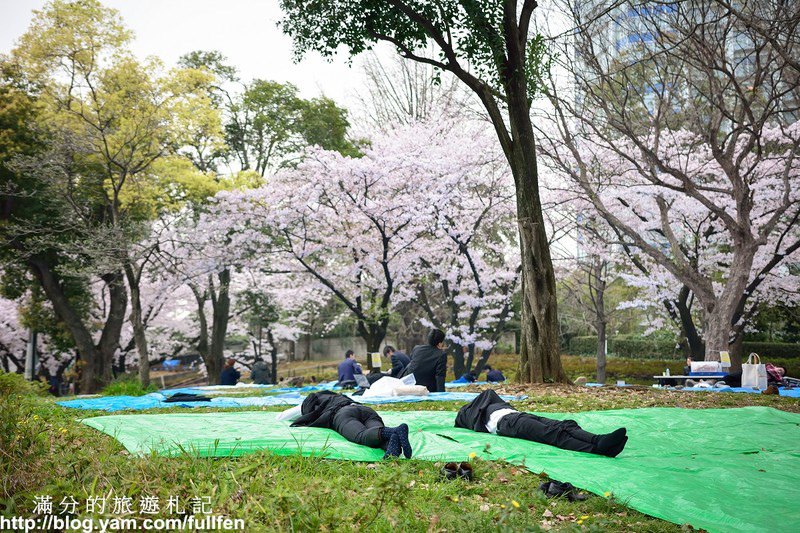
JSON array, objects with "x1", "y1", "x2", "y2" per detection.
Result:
[{"x1": 741, "y1": 353, "x2": 768, "y2": 390}]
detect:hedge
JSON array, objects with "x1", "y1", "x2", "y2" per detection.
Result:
[
  {"x1": 742, "y1": 342, "x2": 800, "y2": 360},
  {"x1": 567, "y1": 336, "x2": 800, "y2": 360}
]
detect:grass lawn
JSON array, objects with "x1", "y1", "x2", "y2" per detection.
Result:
[{"x1": 3, "y1": 363, "x2": 798, "y2": 532}]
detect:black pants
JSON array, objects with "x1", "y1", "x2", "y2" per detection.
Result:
[
  {"x1": 497, "y1": 412, "x2": 597, "y2": 453},
  {"x1": 331, "y1": 405, "x2": 385, "y2": 448}
]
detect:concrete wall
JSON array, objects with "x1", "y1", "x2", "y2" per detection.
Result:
[{"x1": 288, "y1": 331, "x2": 517, "y2": 362}]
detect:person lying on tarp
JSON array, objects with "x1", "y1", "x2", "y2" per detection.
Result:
[
  {"x1": 277, "y1": 391, "x2": 412, "y2": 459},
  {"x1": 455, "y1": 390, "x2": 628, "y2": 457}
]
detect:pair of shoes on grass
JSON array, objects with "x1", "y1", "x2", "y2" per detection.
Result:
[
  {"x1": 382, "y1": 424, "x2": 412, "y2": 459},
  {"x1": 441, "y1": 461, "x2": 474, "y2": 481}
]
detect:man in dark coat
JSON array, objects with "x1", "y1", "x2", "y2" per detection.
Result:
[
  {"x1": 485, "y1": 365, "x2": 506, "y2": 382},
  {"x1": 251, "y1": 360, "x2": 272, "y2": 385},
  {"x1": 400, "y1": 329, "x2": 447, "y2": 392},
  {"x1": 455, "y1": 390, "x2": 628, "y2": 457},
  {"x1": 220, "y1": 358, "x2": 241, "y2": 386},
  {"x1": 384, "y1": 345, "x2": 411, "y2": 378},
  {"x1": 337, "y1": 350, "x2": 362, "y2": 387},
  {"x1": 285, "y1": 391, "x2": 412, "y2": 458}
]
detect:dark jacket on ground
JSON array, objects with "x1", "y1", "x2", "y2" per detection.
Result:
[
  {"x1": 390, "y1": 351, "x2": 411, "y2": 378},
  {"x1": 338, "y1": 358, "x2": 362, "y2": 382},
  {"x1": 220, "y1": 366, "x2": 241, "y2": 386},
  {"x1": 400, "y1": 344, "x2": 447, "y2": 392},
  {"x1": 290, "y1": 391, "x2": 357, "y2": 429},
  {"x1": 455, "y1": 389, "x2": 514, "y2": 432},
  {"x1": 486, "y1": 369, "x2": 506, "y2": 382},
  {"x1": 251, "y1": 361, "x2": 272, "y2": 385}
]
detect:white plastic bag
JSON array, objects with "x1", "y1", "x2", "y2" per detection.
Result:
[{"x1": 741, "y1": 353, "x2": 768, "y2": 390}]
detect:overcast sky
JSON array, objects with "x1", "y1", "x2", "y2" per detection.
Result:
[{"x1": 0, "y1": 0, "x2": 388, "y2": 108}]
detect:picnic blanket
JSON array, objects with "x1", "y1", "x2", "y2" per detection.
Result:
[
  {"x1": 81, "y1": 406, "x2": 800, "y2": 533},
  {"x1": 160, "y1": 381, "x2": 340, "y2": 396},
  {"x1": 665, "y1": 386, "x2": 800, "y2": 398},
  {"x1": 57, "y1": 391, "x2": 524, "y2": 412}
]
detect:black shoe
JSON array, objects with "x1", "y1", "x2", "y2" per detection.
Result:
[
  {"x1": 397, "y1": 423, "x2": 412, "y2": 458},
  {"x1": 441, "y1": 462, "x2": 459, "y2": 480},
  {"x1": 541, "y1": 480, "x2": 586, "y2": 500},
  {"x1": 383, "y1": 433, "x2": 401, "y2": 459},
  {"x1": 595, "y1": 428, "x2": 627, "y2": 457},
  {"x1": 457, "y1": 462, "x2": 474, "y2": 481}
]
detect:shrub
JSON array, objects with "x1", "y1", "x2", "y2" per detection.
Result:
[
  {"x1": 612, "y1": 335, "x2": 678, "y2": 359},
  {"x1": 568, "y1": 336, "x2": 598, "y2": 355},
  {"x1": 742, "y1": 342, "x2": 800, "y2": 360},
  {"x1": 102, "y1": 374, "x2": 157, "y2": 396}
]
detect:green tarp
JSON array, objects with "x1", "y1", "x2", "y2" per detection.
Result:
[{"x1": 82, "y1": 406, "x2": 800, "y2": 532}]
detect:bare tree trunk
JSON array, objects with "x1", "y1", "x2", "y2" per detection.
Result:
[
  {"x1": 208, "y1": 269, "x2": 231, "y2": 384},
  {"x1": 596, "y1": 319, "x2": 607, "y2": 384},
  {"x1": 507, "y1": 93, "x2": 567, "y2": 384},
  {"x1": 29, "y1": 259, "x2": 126, "y2": 393},
  {"x1": 124, "y1": 263, "x2": 150, "y2": 388}
]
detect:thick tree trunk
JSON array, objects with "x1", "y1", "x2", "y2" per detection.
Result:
[
  {"x1": 266, "y1": 328, "x2": 279, "y2": 384},
  {"x1": 29, "y1": 259, "x2": 126, "y2": 393},
  {"x1": 504, "y1": 78, "x2": 567, "y2": 383},
  {"x1": 515, "y1": 194, "x2": 568, "y2": 383},
  {"x1": 208, "y1": 269, "x2": 231, "y2": 384},
  {"x1": 92, "y1": 272, "x2": 127, "y2": 392},
  {"x1": 451, "y1": 345, "x2": 466, "y2": 378},
  {"x1": 675, "y1": 287, "x2": 705, "y2": 359},
  {"x1": 473, "y1": 349, "x2": 492, "y2": 376},
  {"x1": 703, "y1": 311, "x2": 733, "y2": 362},
  {"x1": 596, "y1": 320, "x2": 607, "y2": 384},
  {"x1": 124, "y1": 263, "x2": 150, "y2": 388}
]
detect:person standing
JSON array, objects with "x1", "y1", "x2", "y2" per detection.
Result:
[
  {"x1": 220, "y1": 358, "x2": 241, "y2": 386},
  {"x1": 384, "y1": 345, "x2": 411, "y2": 378},
  {"x1": 400, "y1": 329, "x2": 447, "y2": 392}
]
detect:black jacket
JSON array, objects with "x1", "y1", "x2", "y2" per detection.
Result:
[
  {"x1": 455, "y1": 390, "x2": 514, "y2": 432},
  {"x1": 251, "y1": 361, "x2": 272, "y2": 385},
  {"x1": 390, "y1": 351, "x2": 411, "y2": 378},
  {"x1": 220, "y1": 366, "x2": 240, "y2": 386},
  {"x1": 290, "y1": 391, "x2": 356, "y2": 429},
  {"x1": 400, "y1": 344, "x2": 447, "y2": 392}
]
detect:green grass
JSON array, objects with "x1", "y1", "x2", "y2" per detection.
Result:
[
  {"x1": 3, "y1": 369, "x2": 798, "y2": 532},
  {"x1": 101, "y1": 374, "x2": 158, "y2": 397}
]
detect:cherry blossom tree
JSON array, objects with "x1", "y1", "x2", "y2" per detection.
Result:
[
  {"x1": 211, "y1": 121, "x2": 522, "y2": 359},
  {"x1": 0, "y1": 296, "x2": 26, "y2": 373},
  {"x1": 409, "y1": 128, "x2": 520, "y2": 377},
  {"x1": 536, "y1": 0, "x2": 800, "y2": 366}
]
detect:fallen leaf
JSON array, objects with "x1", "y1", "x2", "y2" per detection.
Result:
[{"x1": 542, "y1": 509, "x2": 553, "y2": 518}]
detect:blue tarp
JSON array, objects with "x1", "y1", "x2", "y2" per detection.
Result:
[
  {"x1": 676, "y1": 386, "x2": 800, "y2": 398},
  {"x1": 57, "y1": 392, "x2": 304, "y2": 411},
  {"x1": 445, "y1": 381, "x2": 488, "y2": 388},
  {"x1": 58, "y1": 391, "x2": 525, "y2": 412},
  {"x1": 161, "y1": 381, "x2": 340, "y2": 396}
]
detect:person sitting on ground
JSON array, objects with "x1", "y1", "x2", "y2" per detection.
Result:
[
  {"x1": 337, "y1": 350, "x2": 362, "y2": 388},
  {"x1": 719, "y1": 363, "x2": 789, "y2": 388},
  {"x1": 250, "y1": 360, "x2": 272, "y2": 385},
  {"x1": 485, "y1": 365, "x2": 506, "y2": 383},
  {"x1": 400, "y1": 329, "x2": 447, "y2": 393},
  {"x1": 384, "y1": 345, "x2": 411, "y2": 378},
  {"x1": 455, "y1": 390, "x2": 628, "y2": 457},
  {"x1": 220, "y1": 358, "x2": 241, "y2": 386},
  {"x1": 455, "y1": 371, "x2": 478, "y2": 383},
  {"x1": 277, "y1": 391, "x2": 412, "y2": 459}
]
